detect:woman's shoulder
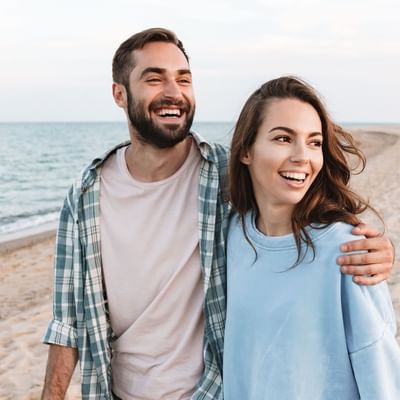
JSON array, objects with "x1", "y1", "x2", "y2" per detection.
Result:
[
  {"x1": 228, "y1": 211, "x2": 241, "y2": 232},
  {"x1": 341, "y1": 272, "x2": 394, "y2": 353},
  {"x1": 227, "y1": 212, "x2": 248, "y2": 247},
  {"x1": 311, "y1": 222, "x2": 363, "y2": 252},
  {"x1": 312, "y1": 224, "x2": 395, "y2": 352}
]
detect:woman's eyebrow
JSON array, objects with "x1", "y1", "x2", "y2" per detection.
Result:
[{"x1": 269, "y1": 126, "x2": 322, "y2": 137}]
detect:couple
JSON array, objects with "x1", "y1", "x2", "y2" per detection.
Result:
[{"x1": 41, "y1": 28, "x2": 398, "y2": 399}]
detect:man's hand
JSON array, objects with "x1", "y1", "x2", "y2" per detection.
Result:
[{"x1": 337, "y1": 222, "x2": 395, "y2": 285}]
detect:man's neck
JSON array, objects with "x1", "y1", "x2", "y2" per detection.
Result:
[{"x1": 125, "y1": 136, "x2": 192, "y2": 182}]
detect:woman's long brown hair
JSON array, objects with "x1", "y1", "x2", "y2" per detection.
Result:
[{"x1": 229, "y1": 76, "x2": 378, "y2": 264}]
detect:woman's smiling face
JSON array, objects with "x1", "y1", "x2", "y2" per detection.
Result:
[{"x1": 241, "y1": 97, "x2": 324, "y2": 214}]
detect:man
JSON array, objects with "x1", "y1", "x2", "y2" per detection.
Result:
[{"x1": 41, "y1": 28, "x2": 394, "y2": 399}]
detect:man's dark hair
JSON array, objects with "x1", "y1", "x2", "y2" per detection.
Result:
[{"x1": 112, "y1": 27, "x2": 189, "y2": 87}]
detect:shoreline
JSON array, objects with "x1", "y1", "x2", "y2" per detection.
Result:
[{"x1": 0, "y1": 221, "x2": 57, "y2": 255}]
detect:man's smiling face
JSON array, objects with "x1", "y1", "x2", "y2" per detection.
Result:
[{"x1": 126, "y1": 41, "x2": 195, "y2": 148}]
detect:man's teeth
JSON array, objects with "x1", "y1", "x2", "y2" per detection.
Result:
[
  {"x1": 157, "y1": 108, "x2": 181, "y2": 117},
  {"x1": 280, "y1": 172, "x2": 306, "y2": 181}
]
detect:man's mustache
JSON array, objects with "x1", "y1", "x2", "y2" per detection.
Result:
[{"x1": 150, "y1": 98, "x2": 191, "y2": 113}]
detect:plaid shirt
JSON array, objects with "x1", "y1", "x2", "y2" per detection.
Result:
[{"x1": 43, "y1": 132, "x2": 230, "y2": 399}]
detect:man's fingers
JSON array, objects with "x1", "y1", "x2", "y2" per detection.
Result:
[
  {"x1": 341, "y1": 261, "x2": 390, "y2": 285},
  {"x1": 340, "y1": 263, "x2": 391, "y2": 276},
  {"x1": 351, "y1": 222, "x2": 382, "y2": 238},
  {"x1": 340, "y1": 237, "x2": 393, "y2": 253},
  {"x1": 338, "y1": 228, "x2": 394, "y2": 286},
  {"x1": 337, "y1": 251, "x2": 393, "y2": 267},
  {"x1": 351, "y1": 273, "x2": 389, "y2": 286}
]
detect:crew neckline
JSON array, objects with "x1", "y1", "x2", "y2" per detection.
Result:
[
  {"x1": 118, "y1": 139, "x2": 197, "y2": 188},
  {"x1": 245, "y1": 212, "x2": 337, "y2": 251}
]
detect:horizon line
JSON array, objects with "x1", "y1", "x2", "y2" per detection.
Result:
[{"x1": 0, "y1": 120, "x2": 400, "y2": 125}]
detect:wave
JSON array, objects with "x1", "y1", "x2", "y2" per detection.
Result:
[{"x1": 0, "y1": 208, "x2": 60, "y2": 235}]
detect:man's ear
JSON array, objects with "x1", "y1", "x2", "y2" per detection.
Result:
[
  {"x1": 112, "y1": 83, "x2": 127, "y2": 108},
  {"x1": 240, "y1": 148, "x2": 252, "y2": 165}
]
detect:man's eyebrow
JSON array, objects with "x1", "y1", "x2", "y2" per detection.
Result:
[
  {"x1": 140, "y1": 67, "x2": 192, "y2": 79},
  {"x1": 140, "y1": 67, "x2": 165, "y2": 79},
  {"x1": 177, "y1": 69, "x2": 192, "y2": 76},
  {"x1": 269, "y1": 126, "x2": 322, "y2": 137}
]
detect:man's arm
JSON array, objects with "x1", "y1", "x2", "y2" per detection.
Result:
[
  {"x1": 337, "y1": 223, "x2": 395, "y2": 285},
  {"x1": 42, "y1": 187, "x2": 79, "y2": 397},
  {"x1": 41, "y1": 344, "x2": 78, "y2": 399}
]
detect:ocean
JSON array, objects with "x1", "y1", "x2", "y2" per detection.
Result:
[{"x1": 0, "y1": 122, "x2": 234, "y2": 236}]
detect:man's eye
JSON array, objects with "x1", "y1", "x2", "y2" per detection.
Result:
[
  {"x1": 178, "y1": 78, "x2": 191, "y2": 85},
  {"x1": 146, "y1": 78, "x2": 161, "y2": 83}
]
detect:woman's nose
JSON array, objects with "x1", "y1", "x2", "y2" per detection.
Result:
[{"x1": 289, "y1": 143, "x2": 308, "y2": 163}]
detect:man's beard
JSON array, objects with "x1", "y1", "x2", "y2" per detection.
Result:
[{"x1": 126, "y1": 88, "x2": 195, "y2": 149}]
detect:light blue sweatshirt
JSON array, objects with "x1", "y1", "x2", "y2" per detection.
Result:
[{"x1": 224, "y1": 213, "x2": 400, "y2": 400}]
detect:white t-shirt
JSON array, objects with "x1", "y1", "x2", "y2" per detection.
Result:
[{"x1": 100, "y1": 140, "x2": 204, "y2": 399}]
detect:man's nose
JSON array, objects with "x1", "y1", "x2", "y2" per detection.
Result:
[{"x1": 163, "y1": 80, "x2": 183, "y2": 100}]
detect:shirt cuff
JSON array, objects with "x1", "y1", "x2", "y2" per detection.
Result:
[{"x1": 43, "y1": 319, "x2": 78, "y2": 348}]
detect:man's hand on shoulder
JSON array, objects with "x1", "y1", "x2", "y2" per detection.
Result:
[{"x1": 337, "y1": 222, "x2": 395, "y2": 285}]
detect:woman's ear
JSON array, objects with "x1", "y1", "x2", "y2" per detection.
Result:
[{"x1": 240, "y1": 148, "x2": 253, "y2": 165}]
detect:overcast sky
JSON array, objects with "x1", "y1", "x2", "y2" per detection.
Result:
[{"x1": 1, "y1": 0, "x2": 399, "y2": 123}]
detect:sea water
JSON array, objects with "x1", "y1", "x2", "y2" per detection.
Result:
[{"x1": 0, "y1": 121, "x2": 234, "y2": 235}]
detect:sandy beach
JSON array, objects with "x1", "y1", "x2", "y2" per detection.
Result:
[{"x1": 0, "y1": 126, "x2": 399, "y2": 399}]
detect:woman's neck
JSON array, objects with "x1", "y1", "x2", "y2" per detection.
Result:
[{"x1": 256, "y1": 204, "x2": 294, "y2": 236}]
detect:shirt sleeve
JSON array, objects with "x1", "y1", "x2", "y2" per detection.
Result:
[
  {"x1": 341, "y1": 274, "x2": 400, "y2": 398},
  {"x1": 43, "y1": 188, "x2": 78, "y2": 348}
]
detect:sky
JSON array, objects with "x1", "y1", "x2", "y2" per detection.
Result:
[{"x1": 1, "y1": 0, "x2": 399, "y2": 123}]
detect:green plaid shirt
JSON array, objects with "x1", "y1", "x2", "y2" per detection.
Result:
[{"x1": 43, "y1": 132, "x2": 230, "y2": 399}]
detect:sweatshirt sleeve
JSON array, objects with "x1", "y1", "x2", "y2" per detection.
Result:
[{"x1": 341, "y1": 273, "x2": 400, "y2": 399}]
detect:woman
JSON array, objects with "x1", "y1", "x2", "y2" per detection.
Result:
[{"x1": 224, "y1": 76, "x2": 400, "y2": 399}]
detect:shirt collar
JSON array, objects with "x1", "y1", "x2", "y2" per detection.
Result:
[{"x1": 80, "y1": 131, "x2": 216, "y2": 191}]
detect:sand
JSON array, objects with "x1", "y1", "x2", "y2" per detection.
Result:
[
  {"x1": 0, "y1": 234, "x2": 81, "y2": 399},
  {"x1": 0, "y1": 126, "x2": 399, "y2": 399}
]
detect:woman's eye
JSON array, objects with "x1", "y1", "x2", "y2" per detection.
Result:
[
  {"x1": 274, "y1": 136, "x2": 290, "y2": 143},
  {"x1": 310, "y1": 140, "x2": 323, "y2": 147}
]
